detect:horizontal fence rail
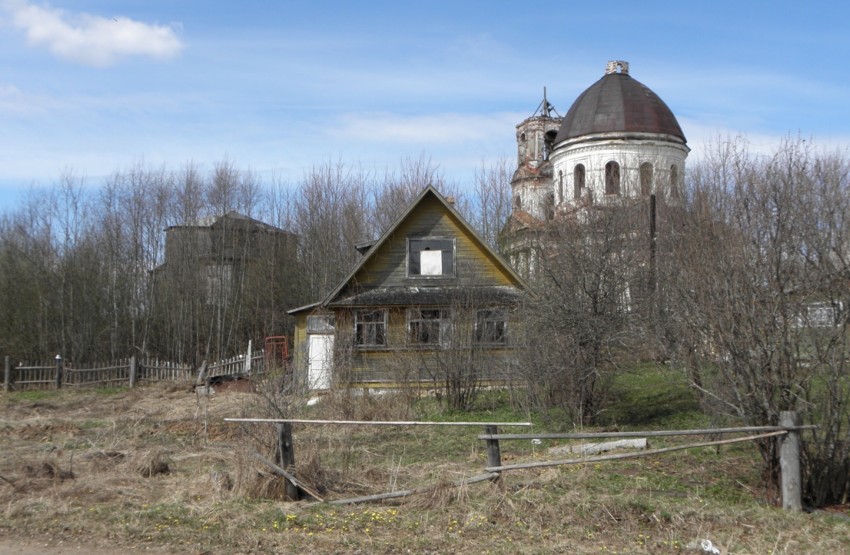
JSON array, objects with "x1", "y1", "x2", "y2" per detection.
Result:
[
  {"x1": 65, "y1": 359, "x2": 133, "y2": 388},
  {"x1": 225, "y1": 418, "x2": 533, "y2": 427},
  {"x1": 476, "y1": 425, "x2": 818, "y2": 441},
  {"x1": 7, "y1": 364, "x2": 56, "y2": 390}
]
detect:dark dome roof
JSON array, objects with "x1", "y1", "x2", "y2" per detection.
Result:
[{"x1": 555, "y1": 67, "x2": 685, "y2": 144}]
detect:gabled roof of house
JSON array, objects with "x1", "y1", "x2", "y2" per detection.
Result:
[
  {"x1": 165, "y1": 211, "x2": 294, "y2": 235},
  {"x1": 313, "y1": 185, "x2": 528, "y2": 310}
]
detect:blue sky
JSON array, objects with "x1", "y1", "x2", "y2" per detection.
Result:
[{"x1": 0, "y1": 0, "x2": 848, "y2": 209}]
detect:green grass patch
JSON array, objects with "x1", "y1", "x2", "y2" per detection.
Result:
[
  {"x1": 5, "y1": 389, "x2": 60, "y2": 402},
  {"x1": 599, "y1": 362, "x2": 705, "y2": 428}
]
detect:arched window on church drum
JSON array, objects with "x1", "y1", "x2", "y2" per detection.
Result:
[
  {"x1": 605, "y1": 161, "x2": 620, "y2": 195},
  {"x1": 558, "y1": 170, "x2": 564, "y2": 203},
  {"x1": 640, "y1": 162, "x2": 653, "y2": 197},
  {"x1": 573, "y1": 164, "x2": 585, "y2": 200},
  {"x1": 669, "y1": 165, "x2": 680, "y2": 199}
]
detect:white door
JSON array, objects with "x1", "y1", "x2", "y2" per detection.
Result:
[{"x1": 307, "y1": 334, "x2": 333, "y2": 390}]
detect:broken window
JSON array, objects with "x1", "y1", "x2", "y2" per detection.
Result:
[
  {"x1": 605, "y1": 161, "x2": 621, "y2": 195},
  {"x1": 474, "y1": 309, "x2": 507, "y2": 344},
  {"x1": 408, "y1": 238, "x2": 454, "y2": 277},
  {"x1": 573, "y1": 164, "x2": 585, "y2": 200},
  {"x1": 640, "y1": 162, "x2": 653, "y2": 197},
  {"x1": 408, "y1": 308, "x2": 451, "y2": 345},
  {"x1": 355, "y1": 309, "x2": 387, "y2": 346},
  {"x1": 669, "y1": 165, "x2": 680, "y2": 198}
]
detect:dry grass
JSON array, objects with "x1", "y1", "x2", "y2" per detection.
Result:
[{"x1": 1, "y1": 382, "x2": 849, "y2": 554}]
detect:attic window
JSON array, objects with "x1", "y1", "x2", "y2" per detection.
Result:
[{"x1": 409, "y1": 238, "x2": 454, "y2": 277}]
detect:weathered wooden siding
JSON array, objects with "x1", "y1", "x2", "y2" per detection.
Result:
[
  {"x1": 331, "y1": 307, "x2": 521, "y2": 387},
  {"x1": 345, "y1": 195, "x2": 519, "y2": 292},
  {"x1": 346, "y1": 346, "x2": 518, "y2": 386}
]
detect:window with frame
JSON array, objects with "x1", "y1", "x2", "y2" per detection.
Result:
[
  {"x1": 307, "y1": 315, "x2": 334, "y2": 333},
  {"x1": 355, "y1": 309, "x2": 386, "y2": 346},
  {"x1": 408, "y1": 308, "x2": 451, "y2": 345},
  {"x1": 408, "y1": 238, "x2": 454, "y2": 277},
  {"x1": 474, "y1": 309, "x2": 507, "y2": 344}
]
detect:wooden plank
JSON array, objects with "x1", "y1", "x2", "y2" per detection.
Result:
[
  {"x1": 478, "y1": 425, "x2": 817, "y2": 441},
  {"x1": 486, "y1": 431, "x2": 787, "y2": 472},
  {"x1": 251, "y1": 452, "x2": 323, "y2": 502},
  {"x1": 226, "y1": 418, "x2": 531, "y2": 427}
]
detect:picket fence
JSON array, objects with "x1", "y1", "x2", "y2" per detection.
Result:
[{"x1": 2, "y1": 346, "x2": 268, "y2": 392}]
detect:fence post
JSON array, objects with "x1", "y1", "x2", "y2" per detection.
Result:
[
  {"x1": 245, "y1": 340, "x2": 253, "y2": 375},
  {"x1": 4, "y1": 356, "x2": 10, "y2": 392},
  {"x1": 129, "y1": 356, "x2": 137, "y2": 388},
  {"x1": 484, "y1": 425, "x2": 502, "y2": 477},
  {"x1": 54, "y1": 355, "x2": 63, "y2": 390},
  {"x1": 779, "y1": 411, "x2": 802, "y2": 511},
  {"x1": 277, "y1": 423, "x2": 299, "y2": 500}
]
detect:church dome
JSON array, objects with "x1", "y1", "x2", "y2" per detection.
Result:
[{"x1": 555, "y1": 61, "x2": 685, "y2": 144}]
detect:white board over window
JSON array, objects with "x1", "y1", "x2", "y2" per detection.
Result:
[{"x1": 420, "y1": 249, "x2": 442, "y2": 275}]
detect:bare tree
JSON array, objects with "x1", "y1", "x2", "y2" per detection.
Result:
[
  {"x1": 472, "y1": 158, "x2": 512, "y2": 250},
  {"x1": 520, "y1": 199, "x2": 650, "y2": 427},
  {"x1": 291, "y1": 161, "x2": 373, "y2": 299},
  {"x1": 673, "y1": 137, "x2": 850, "y2": 505}
]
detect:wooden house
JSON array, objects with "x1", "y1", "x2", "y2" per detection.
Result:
[{"x1": 288, "y1": 186, "x2": 530, "y2": 390}]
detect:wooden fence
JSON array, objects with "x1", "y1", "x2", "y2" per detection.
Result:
[
  {"x1": 2, "y1": 343, "x2": 267, "y2": 392},
  {"x1": 476, "y1": 411, "x2": 811, "y2": 512},
  {"x1": 225, "y1": 413, "x2": 811, "y2": 511}
]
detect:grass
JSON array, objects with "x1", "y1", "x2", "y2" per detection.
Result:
[
  {"x1": 1, "y1": 374, "x2": 848, "y2": 554},
  {"x1": 599, "y1": 363, "x2": 706, "y2": 428},
  {"x1": 5, "y1": 389, "x2": 60, "y2": 402}
]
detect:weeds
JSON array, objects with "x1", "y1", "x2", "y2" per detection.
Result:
[{"x1": 1, "y1": 379, "x2": 849, "y2": 554}]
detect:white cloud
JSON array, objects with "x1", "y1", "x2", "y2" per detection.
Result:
[
  {"x1": 679, "y1": 117, "x2": 850, "y2": 162},
  {"x1": 1, "y1": 0, "x2": 182, "y2": 67}
]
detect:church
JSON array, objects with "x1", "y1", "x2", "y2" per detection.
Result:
[{"x1": 502, "y1": 60, "x2": 689, "y2": 278}]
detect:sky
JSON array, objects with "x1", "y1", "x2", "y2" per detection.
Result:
[{"x1": 0, "y1": 0, "x2": 848, "y2": 210}]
